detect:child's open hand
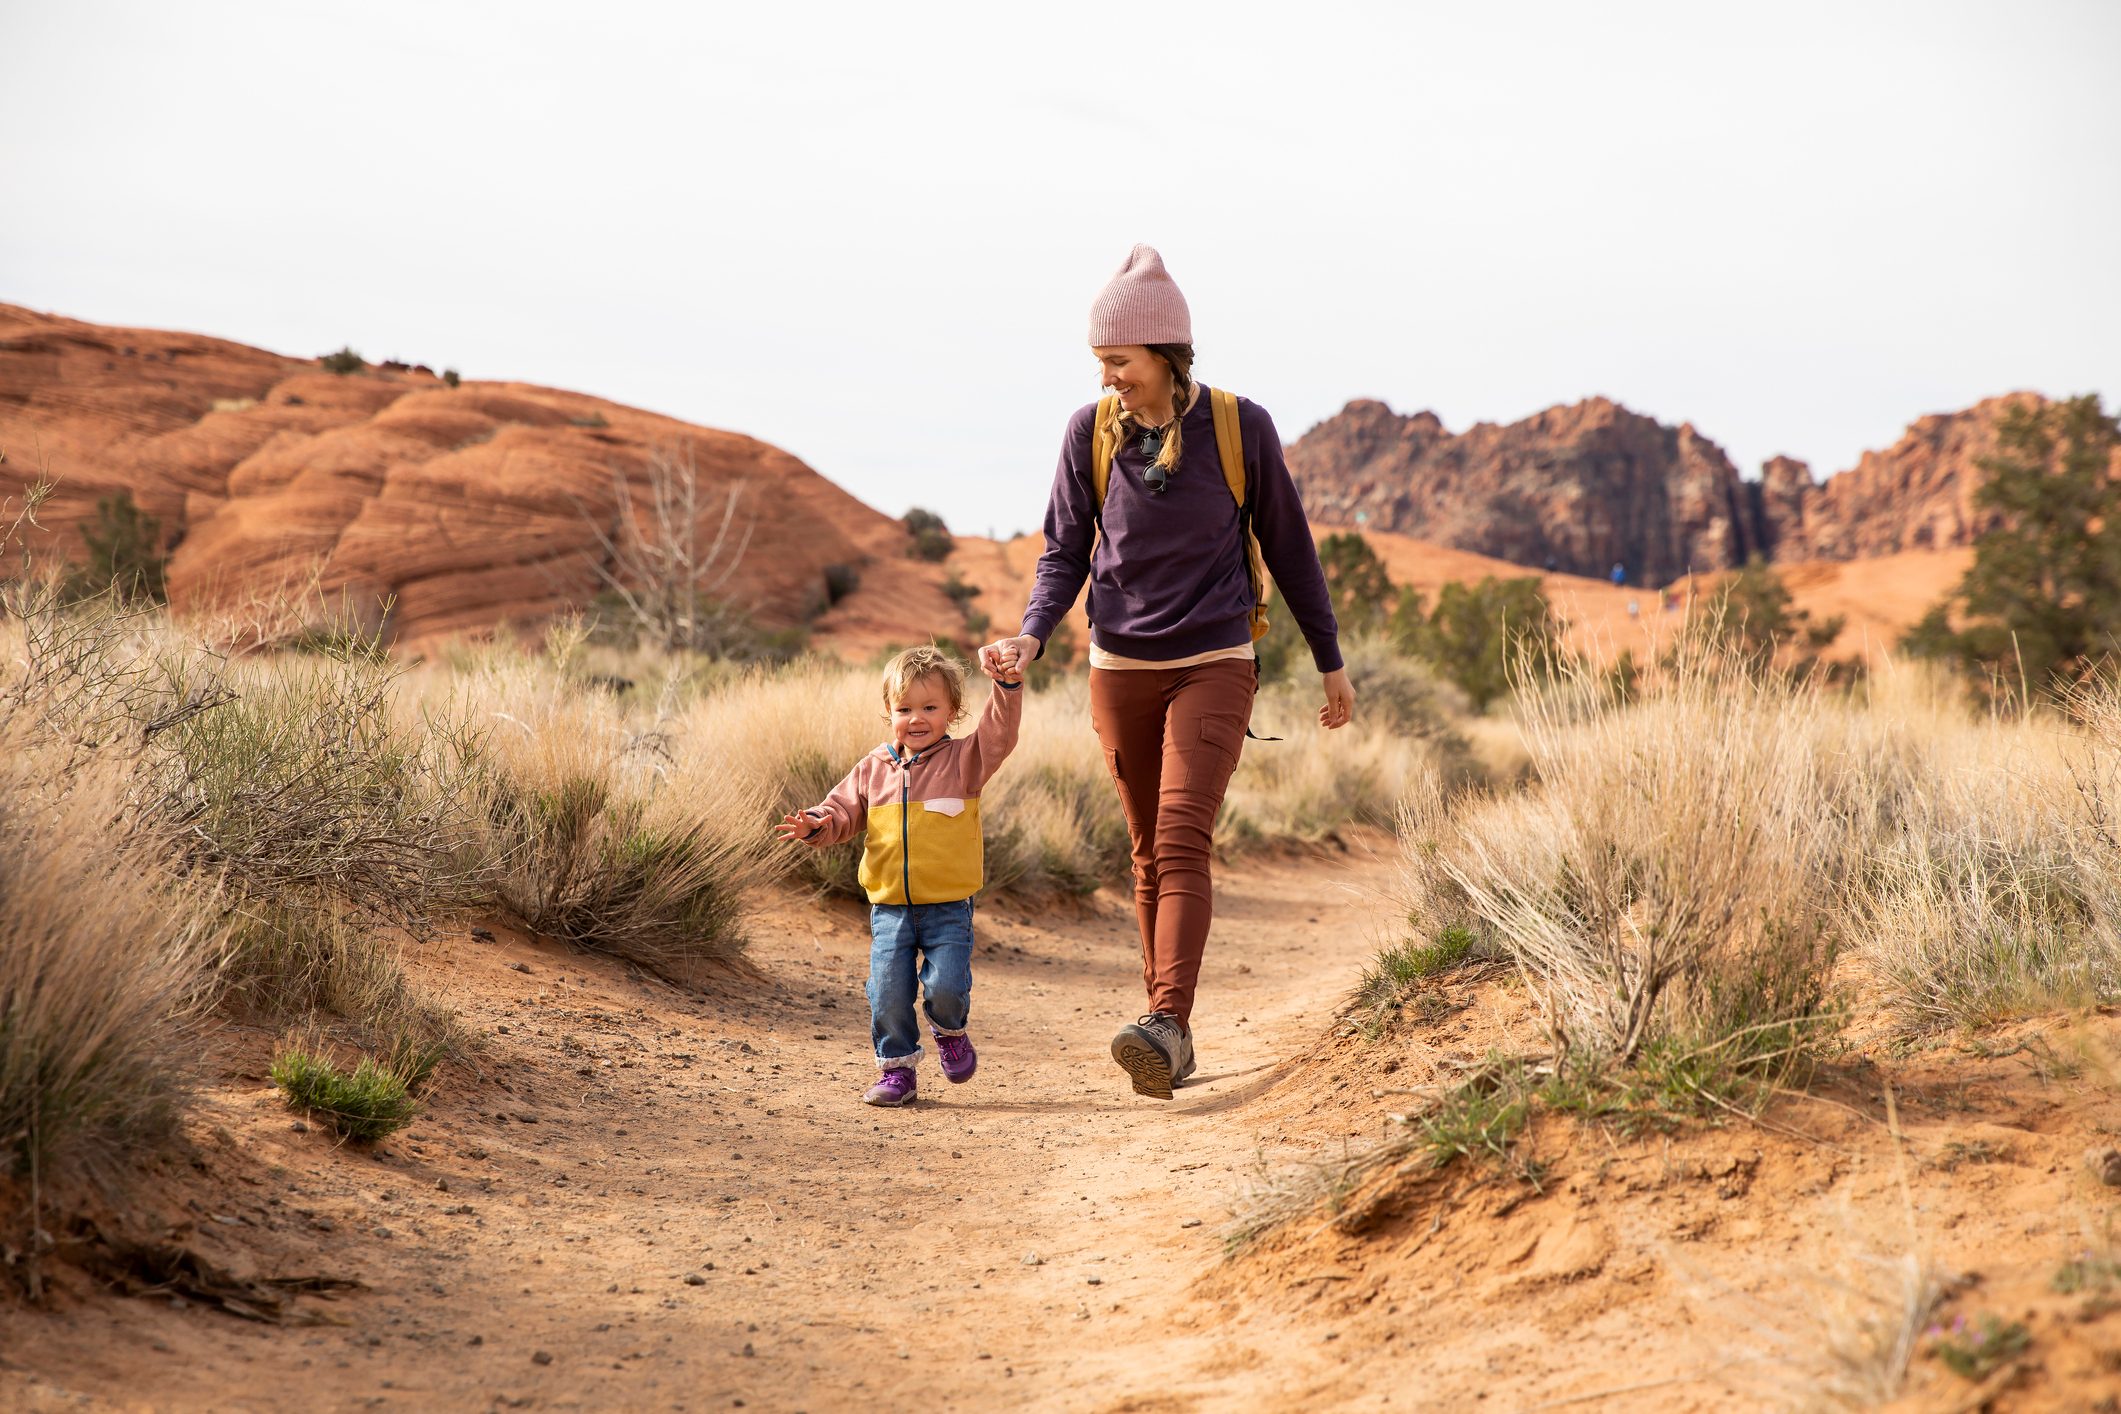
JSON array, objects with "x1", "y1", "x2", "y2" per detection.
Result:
[{"x1": 774, "y1": 811, "x2": 819, "y2": 845}]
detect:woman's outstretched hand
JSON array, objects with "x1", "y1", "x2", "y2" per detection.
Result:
[
  {"x1": 979, "y1": 634, "x2": 1041, "y2": 682},
  {"x1": 1319, "y1": 668, "x2": 1355, "y2": 730}
]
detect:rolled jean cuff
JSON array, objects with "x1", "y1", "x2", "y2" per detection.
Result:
[
  {"x1": 928, "y1": 1022, "x2": 967, "y2": 1038},
  {"x1": 876, "y1": 1047, "x2": 923, "y2": 1072}
]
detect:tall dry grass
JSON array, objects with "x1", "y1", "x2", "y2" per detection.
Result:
[
  {"x1": 0, "y1": 755, "x2": 222, "y2": 1205},
  {"x1": 1397, "y1": 648, "x2": 2121, "y2": 1062},
  {"x1": 440, "y1": 625, "x2": 784, "y2": 979}
]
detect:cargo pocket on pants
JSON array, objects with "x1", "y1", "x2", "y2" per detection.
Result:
[{"x1": 1185, "y1": 711, "x2": 1249, "y2": 792}]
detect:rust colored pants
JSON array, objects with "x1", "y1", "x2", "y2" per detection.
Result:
[{"x1": 1089, "y1": 659, "x2": 1257, "y2": 1031}]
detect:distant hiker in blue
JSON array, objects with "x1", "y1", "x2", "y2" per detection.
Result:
[{"x1": 1610, "y1": 562, "x2": 1626, "y2": 587}]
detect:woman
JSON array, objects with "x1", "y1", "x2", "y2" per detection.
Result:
[{"x1": 980, "y1": 244, "x2": 1354, "y2": 1100}]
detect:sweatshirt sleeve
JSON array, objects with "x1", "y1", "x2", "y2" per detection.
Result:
[
  {"x1": 955, "y1": 677, "x2": 1024, "y2": 791},
  {"x1": 1018, "y1": 404, "x2": 1099, "y2": 657},
  {"x1": 1245, "y1": 401, "x2": 1345, "y2": 674},
  {"x1": 800, "y1": 762, "x2": 869, "y2": 847}
]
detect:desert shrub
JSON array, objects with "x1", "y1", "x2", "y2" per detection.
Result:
[
  {"x1": 1332, "y1": 634, "x2": 1474, "y2": 768},
  {"x1": 823, "y1": 562, "x2": 861, "y2": 607},
  {"x1": 0, "y1": 763, "x2": 219, "y2": 1197},
  {"x1": 269, "y1": 1047, "x2": 416, "y2": 1142},
  {"x1": 904, "y1": 507, "x2": 953, "y2": 562},
  {"x1": 320, "y1": 347, "x2": 365, "y2": 375},
  {"x1": 1, "y1": 599, "x2": 470, "y2": 1063},
  {"x1": 1409, "y1": 576, "x2": 1562, "y2": 711},
  {"x1": 1681, "y1": 557, "x2": 1847, "y2": 677},
  {"x1": 442, "y1": 368, "x2": 461, "y2": 388},
  {"x1": 154, "y1": 638, "x2": 482, "y2": 930}
]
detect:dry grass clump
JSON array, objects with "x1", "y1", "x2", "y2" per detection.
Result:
[
  {"x1": 1221, "y1": 644, "x2": 1471, "y2": 851},
  {"x1": 1391, "y1": 649, "x2": 2121, "y2": 1059},
  {"x1": 977, "y1": 678, "x2": 1131, "y2": 899},
  {"x1": 1841, "y1": 663, "x2": 2121, "y2": 1035},
  {"x1": 0, "y1": 751, "x2": 221, "y2": 1204},
  {"x1": 1434, "y1": 646, "x2": 1850, "y2": 1067},
  {"x1": 453, "y1": 632, "x2": 784, "y2": 977}
]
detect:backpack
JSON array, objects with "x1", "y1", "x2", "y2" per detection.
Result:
[{"x1": 1089, "y1": 386, "x2": 1272, "y2": 642}]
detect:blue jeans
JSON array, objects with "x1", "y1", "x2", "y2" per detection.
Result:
[{"x1": 867, "y1": 898, "x2": 974, "y2": 1069}]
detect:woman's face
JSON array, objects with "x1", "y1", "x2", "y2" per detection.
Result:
[{"x1": 1093, "y1": 346, "x2": 1172, "y2": 415}]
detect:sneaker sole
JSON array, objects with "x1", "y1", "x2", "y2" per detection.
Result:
[
  {"x1": 862, "y1": 1089, "x2": 916, "y2": 1108},
  {"x1": 1111, "y1": 1033, "x2": 1174, "y2": 1100},
  {"x1": 941, "y1": 1064, "x2": 976, "y2": 1084}
]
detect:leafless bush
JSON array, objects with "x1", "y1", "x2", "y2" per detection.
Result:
[{"x1": 578, "y1": 441, "x2": 758, "y2": 655}]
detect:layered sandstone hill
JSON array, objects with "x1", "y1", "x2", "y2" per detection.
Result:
[
  {"x1": 1285, "y1": 392, "x2": 2055, "y2": 586},
  {"x1": 0, "y1": 305, "x2": 961, "y2": 646}
]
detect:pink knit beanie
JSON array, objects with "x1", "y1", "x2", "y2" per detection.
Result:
[{"x1": 1087, "y1": 243, "x2": 1192, "y2": 346}]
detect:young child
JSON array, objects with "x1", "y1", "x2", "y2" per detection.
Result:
[{"x1": 776, "y1": 644, "x2": 1023, "y2": 1107}]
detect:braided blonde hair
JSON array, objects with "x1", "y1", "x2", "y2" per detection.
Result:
[{"x1": 1111, "y1": 343, "x2": 1196, "y2": 473}]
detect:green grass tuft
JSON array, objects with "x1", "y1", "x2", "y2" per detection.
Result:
[{"x1": 270, "y1": 1048, "x2": 418, "y2": 1142}]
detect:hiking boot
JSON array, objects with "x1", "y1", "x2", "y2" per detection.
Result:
[
  {"x1": 934, "y1": 1030, "x2": 978, "y2": 1083},
  {"x1": 1173, "y1": 1026, "x2": 1197, "y2": 1087},
  {"x1": 1111, "y1": 1013, "x2": 1185, "y2": 1099},
  {"x1": 862, "y1": 1067, "x2": 917, "y2": 1107}
]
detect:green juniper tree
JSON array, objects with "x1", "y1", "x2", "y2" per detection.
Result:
[
  {"x1": 72, "y1": 490, "x2": 169, "y2": 604},
  {"x1": 1316, "y1": 531, "x2": 1395, "y2": 637},
  {"x1": 1904, "y1": 395, "x2": 2121, "y2": 698}
]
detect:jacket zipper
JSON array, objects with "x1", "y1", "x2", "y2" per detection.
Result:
[{"x1": 899, "y1": 757, "x2": 912, "y2": 906}]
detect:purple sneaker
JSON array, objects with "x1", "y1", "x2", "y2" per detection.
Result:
[
  {"x1": 862, "y1": 1067, "x2": 917, "y2": 1107},
  {"x1": 935, "y1": 1030, "x2": 977, "y2": 1083}
]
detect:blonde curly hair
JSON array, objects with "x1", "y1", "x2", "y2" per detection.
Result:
[{"x1": 879, "y1": 644, "x2": 967, "y2": 722}]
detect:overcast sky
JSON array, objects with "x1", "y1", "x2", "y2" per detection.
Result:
[{"x1": 5, "y1": 1, "x2": 2117, "y2": 537}]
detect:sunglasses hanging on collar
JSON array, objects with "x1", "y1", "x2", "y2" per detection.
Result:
[{"x1": 1138, "y1": 427, "x2": 1168, "y2": 494}]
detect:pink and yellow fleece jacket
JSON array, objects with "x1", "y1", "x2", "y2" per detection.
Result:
[{"x1": 800, "y1": 679, "x2": 1024, "y2": 906}]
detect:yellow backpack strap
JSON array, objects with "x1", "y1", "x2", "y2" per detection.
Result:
[
  {"x1": 1091, "y1": 395, "x2": 1120, "y2": 505},
  {"x1": 1208, "y1": 387, "x2": 1273, "y2": 641},
  {"x1": 1209, "y1": 386, "x2": 1245, "y2": 507}
]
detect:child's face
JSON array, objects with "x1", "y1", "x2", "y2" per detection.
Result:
[{"x1": 889, "y1": 674, "x2": 955, "y2": 754}]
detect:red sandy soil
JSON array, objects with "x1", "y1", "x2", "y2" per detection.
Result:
[{"x1": 5, "y1": 840, "x2": 2118, "y2": 1411}]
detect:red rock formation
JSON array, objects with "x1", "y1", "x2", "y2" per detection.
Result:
[
  {"x1": 1759, "y1": 394, "x2": 2051, "y2": 560},
  {"x1": 1287, "y1": 391, "x2": 2098, "y2": 583},
  {"x1": 1286, "y1": 396, "x2": 1766, "y2": 587},
  {"x1": 0, "y1": 305, "x2": 961, "y2": 647}
]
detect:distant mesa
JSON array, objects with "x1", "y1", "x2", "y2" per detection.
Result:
[{"x1": 1285, "y1": 391, "x2": 2055, "y2": 588}]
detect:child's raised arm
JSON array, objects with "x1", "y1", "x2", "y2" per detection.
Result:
[
  {"x1": 774, "y1": 762, "x2": 868, "y2": 847},
  {"x1": 956, "y1": 675, "x2": 1024, "y2": 791}
]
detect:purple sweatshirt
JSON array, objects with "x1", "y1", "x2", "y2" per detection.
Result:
[{"x1": 1019, "y1": 390, "x2": 1344, "y2": 673}]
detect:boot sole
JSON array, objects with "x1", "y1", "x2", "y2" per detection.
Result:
[{"x1": 1111, "y1": 1032, "x2": 1175, "y2": 1100}]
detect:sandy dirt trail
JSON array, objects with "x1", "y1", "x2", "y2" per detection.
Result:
[{"x1": 5, "y1": 842, "x2": 1413, "y2": 1413}]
